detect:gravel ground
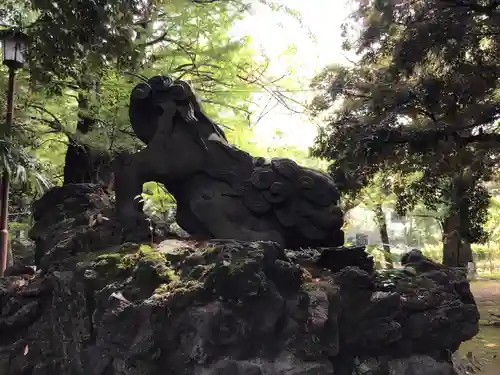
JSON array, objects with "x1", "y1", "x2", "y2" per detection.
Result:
[{"x1": 460, "y1": 281, "x2": 500, "y2": 375}]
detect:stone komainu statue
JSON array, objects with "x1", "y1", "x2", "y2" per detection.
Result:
[{"x1": 114, "y1": 75, "x2": 345, "y2": 249}]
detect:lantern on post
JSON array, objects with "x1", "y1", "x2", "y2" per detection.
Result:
[
  {"x1": 1, "y1": 30, "x2": 27, "y2": 69},
  {"x1": 0, "y1": 29, "x2": 28, "y2": 276}
]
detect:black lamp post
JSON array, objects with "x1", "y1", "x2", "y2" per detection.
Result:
[{"x1": 0, "y1": 29, "x2": 27, "y2": 276}]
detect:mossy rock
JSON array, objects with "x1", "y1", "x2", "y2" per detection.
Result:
[
  {"x1": 92, "y1": 244, "x2": 141, "y2": 280},
  {"x1": 154, "y1": 279, "x2": 209, "y2": 312},
  {"x1": 133, "y1": 246, "x2": 178, "y2": 286},
  {"x1": 91, "y1": 240, "x2": 302, "y2": 307},
  {"x1": 93, "y1": 244, "x2": 178, "y2": 291}
]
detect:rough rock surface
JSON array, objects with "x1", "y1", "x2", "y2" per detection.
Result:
[
  {"x1": 288, "y1": 246, "x2": 375, "y2": 275},
  {"x1": 0, "y1": 185, "x2": 479, "y2": 375}
]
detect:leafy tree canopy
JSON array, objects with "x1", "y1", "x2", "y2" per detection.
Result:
[
  {"x1": 310, "y1": 0, "x2": 500, "y2": 245},
  {"x1": 0, "y1": 0, "x2": 295, "y2": 156},
  {"x1": 1, "y1": 1, "x2": 254, "y2": 83}
]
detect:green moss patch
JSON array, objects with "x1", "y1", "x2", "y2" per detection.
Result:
[
  {"x1": 153, "y1": 279, "x2": 208, "y2": 312},
  {"x1": 92, "y1": 243, "x2": 178, "y2": 291},
  {"x1": 90, "y1": 241, "x2": 303, "y2": 307},
  {"x1": 133, "y1": 245, "x2": 179, "y2": 286}
]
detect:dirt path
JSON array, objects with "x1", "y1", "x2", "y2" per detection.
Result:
[
  {"x1": 462, "y1": 281, "x2": 500, "y2": 375},
  {"x1": 471, "y1": 280, "x2": 500, "y2": 301}
]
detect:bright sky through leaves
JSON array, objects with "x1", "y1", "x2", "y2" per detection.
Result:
[{"x1": 231, "y1": 0, "x2": 352, "y2": 148}]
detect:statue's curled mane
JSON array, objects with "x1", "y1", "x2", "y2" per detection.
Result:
[{"x1": 129, "y1": 75, "x2": 227, "y2": 145}]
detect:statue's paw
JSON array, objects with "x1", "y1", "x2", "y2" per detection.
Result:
[{"x1": 119, "y1": 212, "x2": 152, "y2": 243}]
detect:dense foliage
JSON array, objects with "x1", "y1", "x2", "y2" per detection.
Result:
[
  {"x1": 1, "y1": 1, "x2": 295, "y2": 171},
  {"x1": 310, "y1": 0, "x2": 500, "y2": 263}
]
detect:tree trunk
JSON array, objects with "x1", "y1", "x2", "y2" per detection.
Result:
[
  {"x1": 442, "y1": 214, "x2": 473, "y2": 267},
  {"x1": 442, "y1": 172, "x2": 476, "y2": 268},
  {"x1": 63, "y1": 92, "x2": 95, "y2": 184},
  {"x1": 374, "y1": 203, "x2": 393, "y2": 268},
  {"x1": 63, "y1": 86, "x2": 112, "y2": 187}
]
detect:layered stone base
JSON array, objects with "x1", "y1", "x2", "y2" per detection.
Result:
[{"x1": 0, "y1": 185, "x2": 479, "y2": 375}]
